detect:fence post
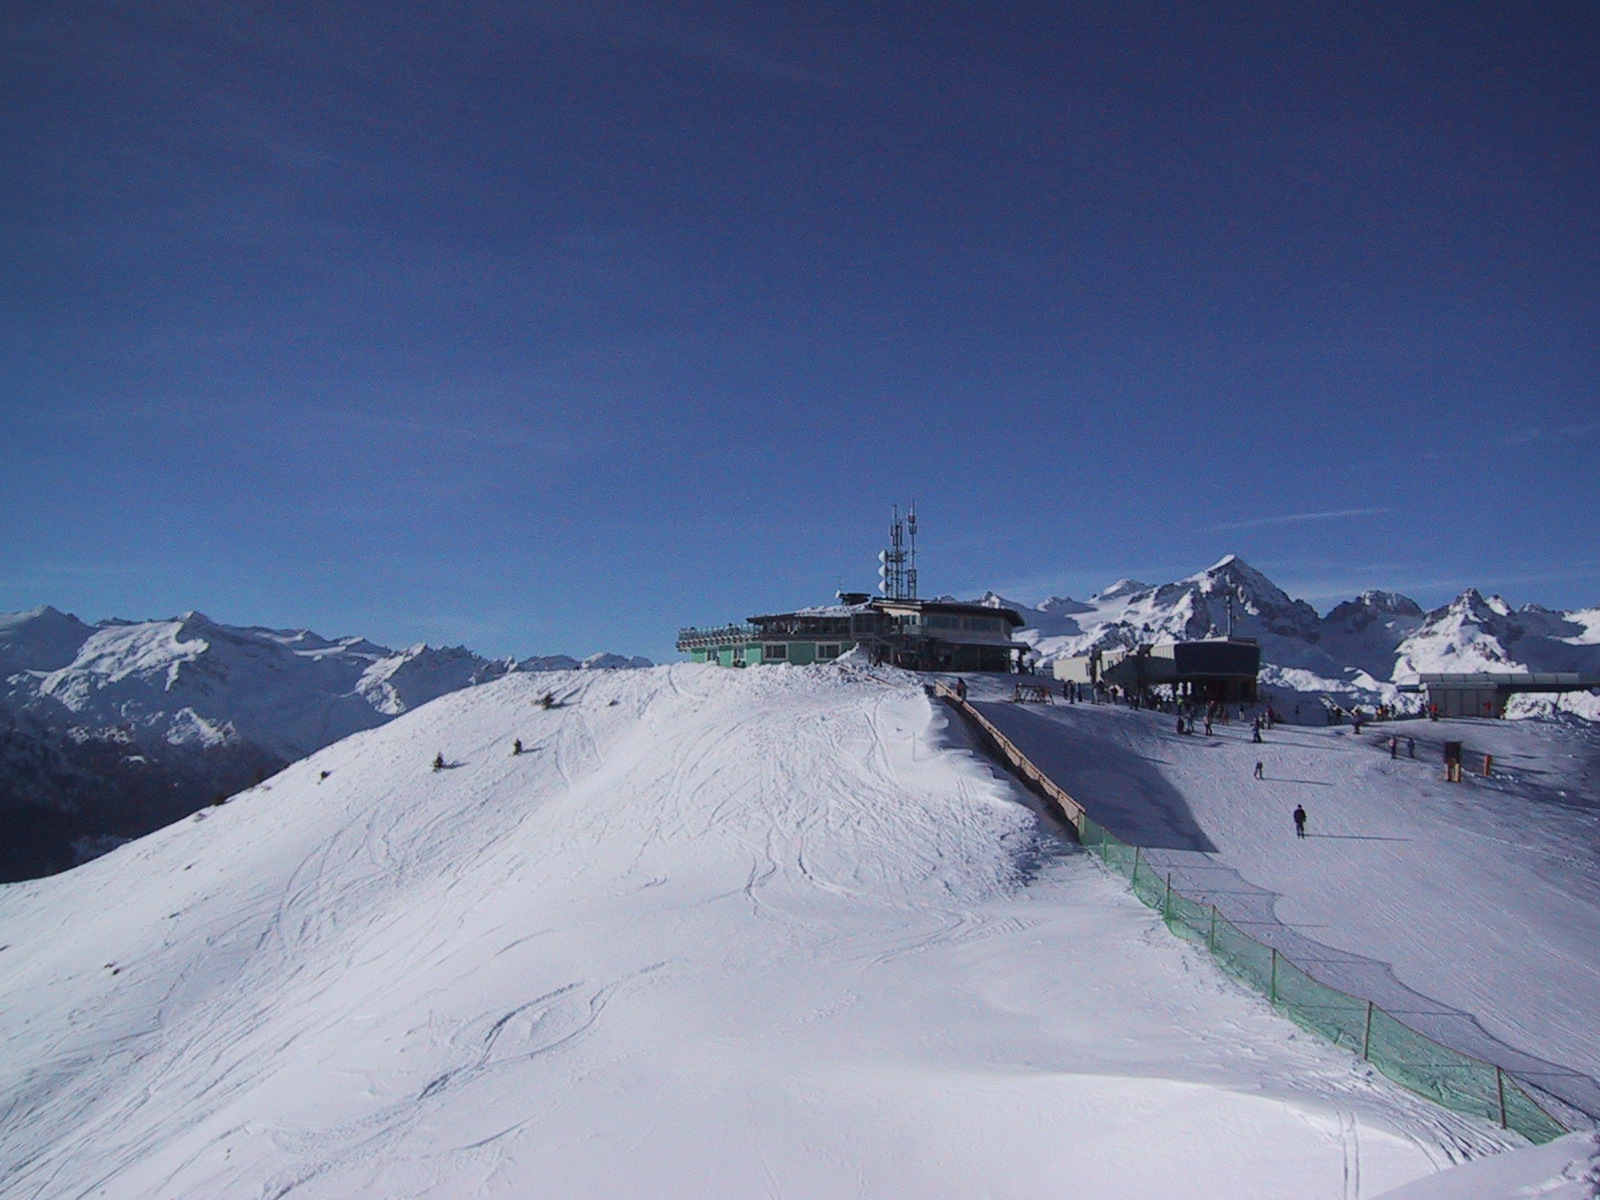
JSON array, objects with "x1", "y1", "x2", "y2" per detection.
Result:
[
  {"x1": 1362, "y1": 1001, "x2": 1374, "y2": 1060},
  {"x1": 1270, "y1": 949, "x2": 1279, "y2": 1006},
  {"x1": 1496, "y1": 1066, "x2": 1507, "y2": 1129}
]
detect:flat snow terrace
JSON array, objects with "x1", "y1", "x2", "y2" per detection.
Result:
[{"x1": 966, "y1": 679, "x2": 1600, "y2": 1124}]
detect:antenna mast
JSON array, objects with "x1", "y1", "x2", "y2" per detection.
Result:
[
  {"x1": 878, "y1": 505, "x2": 919, "y2": 601},
  {"x1": 905, "y1": 504, "x2": 917, "y2": 600}
]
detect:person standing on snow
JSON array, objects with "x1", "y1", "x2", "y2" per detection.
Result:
[
  {"x1": 1293, "y1": 804, "x2": 1307, "y2": 838},
  {"x1": 1253, "y1": 761, "x2": 1264, "y2": 780}
]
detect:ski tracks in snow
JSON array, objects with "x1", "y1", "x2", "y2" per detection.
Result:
[{"x1": 0, "y1": 665, "x2": 1519, "y2": 1198}]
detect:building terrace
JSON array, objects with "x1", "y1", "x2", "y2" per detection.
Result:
[{"x1": 678, "y1": 596, "x2": 1027, "y2": 672}]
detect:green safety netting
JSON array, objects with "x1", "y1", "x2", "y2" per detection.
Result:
[
  {"x1": 1079, "y1": 810, "x2": 1568, "y2": 1144},
  {"x1": 957, "y1": 695, "x2": 1570, "y2": 1143},
  {"x1": 1162, "y1": 890, "x2": 1215, "y2": 947},
  {"x1": 1268, "y1": 952, "x2": 1369, "y2": 1055}
]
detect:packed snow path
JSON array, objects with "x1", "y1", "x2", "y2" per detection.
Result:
[
  {"x1": 968, "y1": 677, "x2": 1600, "y2": 1125},
  {"x1": 0, "y1": 666, "x2": 1536, "y2": 1198}
]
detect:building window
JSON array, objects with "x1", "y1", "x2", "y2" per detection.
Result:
[
  {"x1": 818, "y1": 643, "x2": 840, "y2": 659},
  {"x1": 765, "y1": 643, "x2": 788, "y2": 660}
]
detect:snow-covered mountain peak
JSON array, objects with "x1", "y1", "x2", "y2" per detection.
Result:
[
  {"x1": 1354, "y1": 590, "x2": 1423, "y2": 617},
  {"x1": 1036, "y1": 594, "x2": 1095, "y2": 616},
  {"x1": 1187, "y1": 555, "x2": 1295, "y2": 610},
  {"x1": 2, "y1": 602, "x2": 73, "y2": 627},
  {"x1": 1323, "y1": 591, "x2": 1425, "y2": 631},
  {"x1": 1444, "y1": 588, "x2": 1498, "y2": 621},
  {"x1": 0, "y1": 605, "x2": 95, "y2": 674},
  {"x1": 1092, "y1": 578, "x2": 1150, "y2": 602},
  {"x1": 581, "y1": 651, "x2": 655, "y2": 670}
]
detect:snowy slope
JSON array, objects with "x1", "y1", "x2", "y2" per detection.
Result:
[
  {"x1": 0, "y1": 666, "x2": 1528, "y2": 1199},
  {"x1": 1374, "y1": 1130, "x2": 1600, "y2": 1199},
  {"x1": 0, "y1": 606, "x2": 652, "y2": 880}
]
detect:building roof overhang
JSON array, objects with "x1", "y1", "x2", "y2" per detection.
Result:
[
  {"x1": 867, "y1": 598, "x2": 1025, "y2": 627},
  {"x1": 1416, "y1": 672, "x2": 1600, "y2": 691}
]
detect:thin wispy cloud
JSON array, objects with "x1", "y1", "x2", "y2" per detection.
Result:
[
  {"x1": 1211, "y1": 508, "x2": 1391, "y2": 533},
  {"x1": 1387, "y1": 418, "x2": 1600, "y2": 467},
  {"x1": 529, "y1": 3, "x2": 855, "y2": 90}
]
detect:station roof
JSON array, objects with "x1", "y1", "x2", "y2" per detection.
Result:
[
  {"x1": 1417, "y1": 672, "x2": 1600, "y2": 688},
  {"x1": 866, "y1": 598, "x2": 1026, "y2": 626},
  {"x1": 747, "y1": 597, "x2": 1025, "y2": 627}
]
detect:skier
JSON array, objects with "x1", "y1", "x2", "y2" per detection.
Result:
[
  {"x1": 1251, "y1": 721, "x2": 1263, "y2": 744},
  {"x1": 1204, "y1": 716, "x2": 1213, "y2": 736},
  {"x1": 1253, "y1": 760, "x2": 1264, "y2": 780},
  {"x1": 1407, "y1": 737, "x2": 1416, "y2": 758},
  {"x1": 1388, "y1": 736, "x2": 1397, "y2": 759},
  {"x1": 432, "y1": 752, "x2": 444, "y2": 772},
  {"x1": 512, "y1": 738, "x2": 522, "y2": 756},
  {"x1": 1293, "y1": 804, "x2": 1307, "y2": 838}
]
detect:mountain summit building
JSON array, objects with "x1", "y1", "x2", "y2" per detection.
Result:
[
  {"x1": 677, "y1": 508, "x2": 1029, "y2": 672},
  {"x1": 677, "y1": 595, "x2": 1028, "y2": 672}
]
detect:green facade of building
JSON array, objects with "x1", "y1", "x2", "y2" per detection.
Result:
[{"x1": 677, "y1": 598, "x2": 1026, "y2": 673}]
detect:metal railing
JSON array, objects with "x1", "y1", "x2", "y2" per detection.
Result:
[{"x1": 675, "y1": 624, "x2": 756, "y2": 650}]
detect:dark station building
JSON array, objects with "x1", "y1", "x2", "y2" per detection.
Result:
[
  {"x1": 1405, "y1": 672, "x2": 1600, "y2": 719},
  {"x1": 1053, "y1": 639, "x2": 1261, "y2": 703}
]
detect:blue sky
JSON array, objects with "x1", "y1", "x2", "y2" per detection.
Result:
[{"x1": 4, "y1": 2, "x2": 1597, "y2": 662}]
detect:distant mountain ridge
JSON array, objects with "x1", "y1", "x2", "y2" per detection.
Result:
[
  {"x1": 984, "y1": 556, "x2": 1600, "y2": 711},
  {"x1": 0, "y1": 606, "x2": 651, "y2": 880}
]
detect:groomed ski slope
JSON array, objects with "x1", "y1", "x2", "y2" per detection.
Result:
[
  {"x1": 0, "y1": 664, "x2": 1564, "y2": 1198},
  {"x1": 967, "y1": 676, "x2": 1600, "y2": 1117}
]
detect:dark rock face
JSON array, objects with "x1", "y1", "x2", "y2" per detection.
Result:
[{"x1": 0, "y1": 709, "x2": 284, "y2": 882}]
